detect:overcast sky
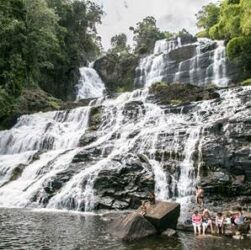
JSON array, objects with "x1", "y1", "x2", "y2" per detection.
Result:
[{"x1": 95, "y1": 0, "x2": 218, "y2": 50}]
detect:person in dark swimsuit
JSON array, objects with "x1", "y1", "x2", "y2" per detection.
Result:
[
  {"x1": 195, "y1": 186, "x2": 204, "y2": 206},
  {"x1": 149, "y1": 192, "x2": 156, "y2": 205}
]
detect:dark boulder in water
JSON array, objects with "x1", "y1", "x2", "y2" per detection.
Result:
[
  {"x1": 112, "y1": 201, "x2": 180, "y2": 241},
  {"x1": 112, "y1": 212, "x2": 157, "y2": 241},
  {"x1": 144, "y1": 201, "x2": 180, "y2": 233}
]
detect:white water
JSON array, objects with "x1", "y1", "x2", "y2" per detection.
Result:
[
  {"x1": 76, "y1": 67, "x2": 105, "y2": 100},
  {"x1": 0, "y1": 37, "x2": 249, "y2": 212},
  {"x1": 0, "y1": 107, "x2": 90, "y2": 154},
  {"x1": 135, "y1": 37, "x2": 230, "y2": 87}
]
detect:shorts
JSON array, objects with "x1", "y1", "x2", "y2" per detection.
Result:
[{"x1": 202, "y1": 222, "x2": 209, "y2": 227}]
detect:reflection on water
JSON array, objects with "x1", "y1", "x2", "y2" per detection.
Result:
[{"x1": 0, "y1": 208, "x2": 250, "y2": 250}]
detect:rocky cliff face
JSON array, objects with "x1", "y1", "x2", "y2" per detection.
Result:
[
  {"x1": 94, "y1": 53, "x2": 139, "y2": 94},
  {"x1": 1, "y1": 84, "x2": 250, "y2": 212},
  {"x1": 0, "y1": 36, "x2": 249, "y2": 215},
  {"x1": 135, "y1": 37, "x2": 240, "y2": 88},
  {"x1": 75, "y1": 86, "x2": 251, "y2": 211},
  {"x1": 94, "y1": 36, "x2": 240, "y2": 94}
]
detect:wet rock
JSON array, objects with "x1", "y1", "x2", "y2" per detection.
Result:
[
  {"x1": 144, "y1": 201, "x2": 180, "y2": 232},
  {"x1": 232, "y1": 234, "x2": 244, "y2": 240},
  {"x1": 89, "y1": 106, "x2": 103, "y2": 131},
  {"x1": 79, "y1": 132, "x2": 98, "y2": 147},
  {"x1": 113, "y1": 200, "x2": 130, "y2": 210},
  {"x1": 176, "y1": 223, "x2": 193, "y2": 232},
  {"x1": 246, "y1": 233, "x2": 251, "y2": 239},
  {"x1": 123, "y1": 101, "x2": 145, "y2": 120},
  {"x1": 224, "y1": 229, "x2": 233, "y2": 236},
  {"x1": 161, "y1": 228, "x2": 177, "y2": 237},
  {"x1": 237, "y1": 224, "x2": 250, "y2": 234},
  {"x1": 112, "y1": 212, "x2": 157, "y2": 241},
  {"x1": 169, "y1": 45, "x2": 196, "y2": 63},
  {"x1": 98, "y1": 197, "x2": 114, "y2": 209},
  {"x1": 94, "y1": 53, "x2": 139, "y2": 93},
  {"x1": 93, "y1": 154, "x2": 154, "y2": 210},
  {"x1": 148, "y1": 83, "x2": 220, "y2": 106}
]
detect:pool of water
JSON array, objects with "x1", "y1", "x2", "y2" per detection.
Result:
[{"x1": 0, "y1": 208, "x2": 250, "y2": 250}]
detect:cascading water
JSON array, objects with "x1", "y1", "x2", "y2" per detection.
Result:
[
  {"x1": 76, "y1": 67, "x2": 105, "y2": 100},
  {"x1": 0, "y1": 36, "x2": 249, "y2": 213},
  {"x1": 0, "y1": 107, "x2": 90, "y2": 207},
  {"x1": 135, "y1": 37, "x2": 230, "y2": 87}
]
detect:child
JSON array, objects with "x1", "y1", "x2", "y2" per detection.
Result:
[
  {"x1": 202, "y1": 209, "x2": 213, "y2": 235},
  {"x1": 192, "y1": 210, "x2": 202, "y2": 235},
  {"x1": 216, "y1": 212, "x2": 224, "y2": 234}
]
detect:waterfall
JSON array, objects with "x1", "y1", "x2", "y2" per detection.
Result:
[
  {"x1": 0, "y1": 107, "x2": 90, "y2": 154},
  {"x1": 134, "y1": 37, "x2": 230, "y2": 87},
  {"x1": 0, "y1": 84, "x2": 250, "y2": 210},
  {"x1": 0, "y1": 107, "x2": 90, "y2": 207},
  {"x1": 76, "y1": 67, "x2": 105, "y2": 100},
  {"x1": 177, "y1": 127, "x2": 201, "y2": 197},
  {"x1": 0, "y1": 35, "x2": 248, "y2": 212},
  {"x1": 212, "y1": 41, "x2": 229, "y2": 87}
]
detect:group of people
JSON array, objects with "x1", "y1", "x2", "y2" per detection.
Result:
[
  {"x1": 193, "y1": 186, "x2": 247, "y2": 235},
  {"x1": 192, "y1": 207, "x2": 246, "y2": 235}
]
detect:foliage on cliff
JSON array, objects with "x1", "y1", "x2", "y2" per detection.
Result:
[
  {"x1": 0, "y1": 0, "x2": 103, "y2": 125},
  {"x1": 0, "y1": 0, "x2": 103, "y2": 97},
  {"x1": 129, "y1": 16, "x2": 172, "y2": 55},
  {"x1": 94, "y1": 52, "x2": 138, "y2": 94},
  {"x1": 196, "y1": 0, "x2": 251, "y2": 79}
]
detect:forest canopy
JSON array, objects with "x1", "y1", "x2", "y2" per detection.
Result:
[{"x1": 0, "y1": 0, "x2": 103, "y2": 101}]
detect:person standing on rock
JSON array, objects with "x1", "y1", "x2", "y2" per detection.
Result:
[
  {"x1": 192, "y1": 210, "x2": 202, "y2": 235},
  {"x1": 195, "y1": 186, "x2": 204, "y2": 207},
  {"x1": 149, "y1": 192, "x2": 156, "y2": 205}
]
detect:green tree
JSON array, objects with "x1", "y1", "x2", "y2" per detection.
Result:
[
  {"x1": 44, "y1": 0, "x2": 103, "y2": 99},
  {"x1": 130, "y1": 16, "x2": 164, "y2": 54},
  {"x1": 110, "y1": 33, "x2": 129, "y2": 53},
  {"x1": 196, "y1": 3, "x2": 220, "y2": 31},
  {"x1": 0, "y1": 0, "x2": 26, "y2": 97},
  {"x1": 196, "y1": 0, "x2": 251, "y2": 79},
  {"x1": 23, "y1": 0, "x2": 60, "y2": 87}
]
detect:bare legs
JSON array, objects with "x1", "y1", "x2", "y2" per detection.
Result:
[{"x1": 193, "y1": 224, "x2": 201, "y2": 235}]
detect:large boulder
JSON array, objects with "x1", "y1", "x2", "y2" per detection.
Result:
[
  {"x1": 112, "y1": 201, "x2": 180, "y2": 241},
  {"x1": 112, "y1": 212, "x2": 157, "y2": 241},
  {"x1": 144, "y1": 201, "x2": 180, "y2": 232},
  {"x1": 94, "y1": 53, "x2": 139, "y2": 94}
]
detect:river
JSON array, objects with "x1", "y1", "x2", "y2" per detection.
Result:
[{"x1": 0, "y1": 208, "x2": 250, "y2": 250}]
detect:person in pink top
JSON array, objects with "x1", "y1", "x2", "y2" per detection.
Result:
[{"x1": 192, "y1": 210, "x2": 202, "y2": 235}]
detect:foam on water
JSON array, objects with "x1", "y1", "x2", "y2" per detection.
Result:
[{"x1": 0, "y1": 37, "x2": 249, "y2": 212}]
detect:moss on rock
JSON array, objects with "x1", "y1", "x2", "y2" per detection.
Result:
[
  {"x1": 241, "y1": 78, "x2": 251, "y2": 86},
  {"x1": 94, "y1": 52, "x2": 139, "y2": 94},
  {"x1": 88, "y1": 106, "x2": 103, "y2": 131},
  {"x1": 0, "y1": 87, "x2": 62, "y2": 130},
  {"x1": 149, "y1": 82, "x2": 220, "y2": 105}
]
